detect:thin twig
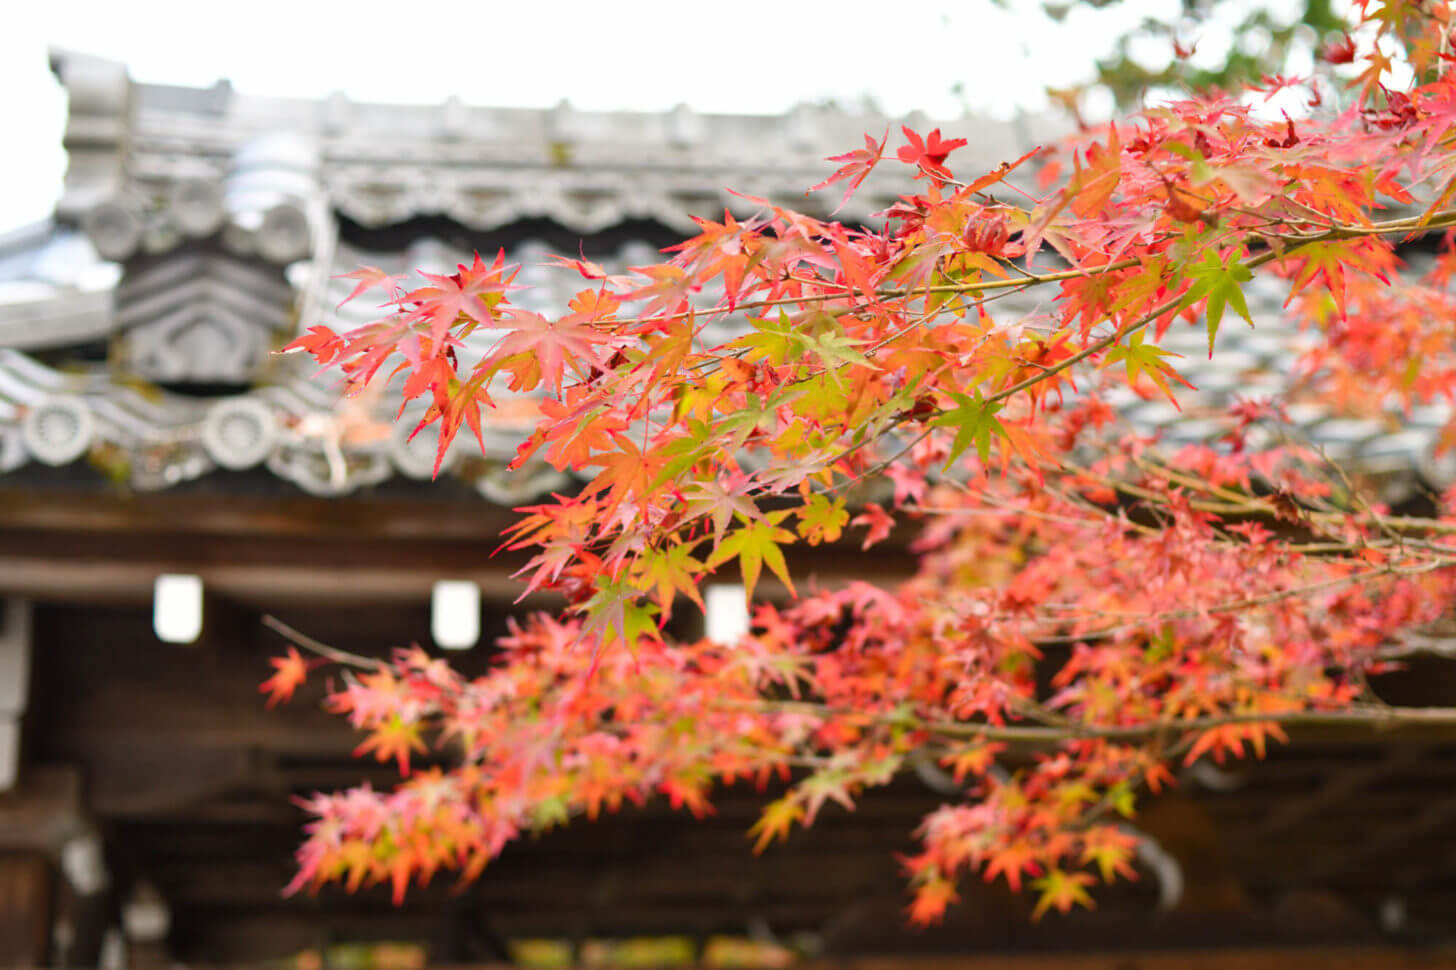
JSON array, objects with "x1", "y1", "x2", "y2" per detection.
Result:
[
  {"x1": 263, "y1": 614, "x2": 381, "y2": 669},
  {"x1": 739, "y1": 697, "x2": 1456, "y2": 743}
]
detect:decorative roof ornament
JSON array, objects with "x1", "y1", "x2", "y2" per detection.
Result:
[
  {"x1": 113, "y1": 252, "x2": 295, "y2": 385},
  {"x1": 48, "y1": 51, "x2": 130, "y2": 221},
  {"x1": 200, "y1": 397, "x2": 278, "y2": 471},
  {"x1": 20, "y1": 396, "x2": 93, "y2": 467},
  {"x1": 224, "y1": 133, "x2": 322, "y2": 265}
]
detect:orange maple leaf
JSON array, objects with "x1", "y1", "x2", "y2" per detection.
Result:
[
  {"x1": 983, "y1": 839, "x2": 1042, "y2": 893},
  {"x1": 355, "y1": 713, "x2": 428, "y2": 775},
  {"x1": 907, "y1": 876, "x2": 960, "y2": 926},
  {"x1": 259, "y1": 647, "x2": 308, "y2": 709}
]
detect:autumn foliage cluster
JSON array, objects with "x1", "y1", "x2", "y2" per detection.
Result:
[{"x1": 267, "y1": 2, "x2": 1456, "y2": 923}]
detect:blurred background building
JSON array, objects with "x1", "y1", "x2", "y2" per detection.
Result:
[{"x1": 3, "y1": 41, "x2": 1456, "y2": 970}]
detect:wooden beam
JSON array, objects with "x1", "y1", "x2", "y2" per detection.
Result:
[
  {"x1": 0, "y1": 488, "x2": 519, "y2": 541},
  {"x1": 1254, "y1": 745, "x2": 1432, "y2": 836},
  {"x1": 0, "y1": 554, "x2": 530, "y2": 607},
  {"x1": 818, "y1": 951, "x2": 1456, "y2": 970},
  {"x1": 0, "y1": 486, "x2": 916, "y2": 607},
  {"x1": 0, "y1": 548, "x2": 914, "y2": 608},
  {"x1": 159, "y1": 905, "x2": 1456, "y2": 968},
  {"x1": 1292, "y1": 789, "x2": 1456, "y2": 883}
]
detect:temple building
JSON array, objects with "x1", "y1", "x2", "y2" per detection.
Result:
[{"x1": 4, "y1": 49, "x2": 1456, "y2": 969}]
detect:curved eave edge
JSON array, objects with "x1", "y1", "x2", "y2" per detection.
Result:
[
  {"x1": 0, "y1": 349, "x2": 576, "y2": 502},
  {"x1": 0, "y1": 353, "x2": 1448, "y2": 508}
]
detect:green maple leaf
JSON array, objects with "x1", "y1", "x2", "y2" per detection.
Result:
[
  {"x1": 795, "y1": 372, "x2": 853, "y2": 423},
  {"x1": 638, "y1": 540, "x2": 705, "y2": 617},
  {"x1": 796, "y1": 494, "x2": 849, "y2": 545},
  {"x1": 1030, "y1": 869, "x2": 1096, "y2": 920},
  {"x1": 734, "y1": 312, "x2": 808, "y2": 366},
  {"x1": 530, "y1": 795, "x2": 570, "y2": 833},
  {"x1": 1054, "y1": 780, "x2": 1098, "y2": 814},
  {"x1": 736, "y1": 311, "x2": 877, "y2": 385},
  {"x1": 1179, "y1": 250, "x2": 1253, "y2": 355},
  {"x1": 1081, "y1": 828, "x2": 1138, "y2": 883},
  {"x1": 716, "y1": 387, "x2": 805, "y2": 453},
  {"x1": 651, "y1": 427, "x2": 713, "y2": 490},
  {"x1": 1105, "y1": 781, "x2": 1137, "y2": 818},
  {"x1": 748, "y1": 795, "x2": 805, "y2": 853},
  {"x1": 797, "y1": 766, "x2": 857, "y2": 824},
  {"x1": 1101, "y1": 329, "x2": 1191, "y2": 403},
  {"x1": 801, "y1": 324, "x2": 876, "y2": 387},
  {"x1": 931, "y1": 390, "x2": 1006, "y2": 468},
  {"x1": 582, "y1": 578, "x2": 661, "y2": 652},
  {"x1": 705, "y1": 511, "x2": 796, "y2": 601}
]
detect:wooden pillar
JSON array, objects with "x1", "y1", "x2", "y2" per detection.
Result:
[
  {"x1": 0, "y1": 763, "x2": 112, "y2": 967},
  {"x1": 0, "y1": 604, "x2": 56, "y2": 967},
  {"x1": 0, "y1": 774, "x2": 111, "y2": 967},
  {"x1": 0, "y1": 600, "x2": 32, "y2": 792},
  {"x1": 0, "y1": 852, "x2": 53, "y2": 967},
  {"x1": 59, "y1": 831, "x2": 114, "y2": 967}
]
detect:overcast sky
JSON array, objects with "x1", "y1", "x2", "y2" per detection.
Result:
[{"x1": 7, "y1": 0, "x2": 1258, "y2": 234}]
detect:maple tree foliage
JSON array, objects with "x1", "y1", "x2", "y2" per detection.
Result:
[{"x1": 269, "y1": 2, "x2": 1456, "y2": 925}]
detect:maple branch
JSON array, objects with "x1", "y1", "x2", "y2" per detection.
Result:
[
  {"x1": 890, "y1": 209, "x2": 1456, "y2": 417},
  {"x1": 600, "y1": 207, "x2": 1456, "y2": 338},
  {"x1": 1093, "y1": 459, "x2": 1456, "y2": 539},
  {"x1": 907, "y1": 559, "x2": 1449, "y2": 647},
  {"x1": 742, "y1": 698, "x2": 1456, "y2": 744},
  {"x1": 262, "y1": 614, "x2": 381, "y2": 669}
]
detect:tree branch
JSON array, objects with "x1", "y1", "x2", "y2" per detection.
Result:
[
  {"x1": 741, "y1": 698, "x2": 1456, "y2": 744},
  {"x1": 262, "y1": 614, "x2": 380, "y2": 669}
]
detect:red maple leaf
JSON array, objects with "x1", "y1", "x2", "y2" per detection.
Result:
[
  {"x1": 281, "y1": 325, "x2": 345, "y2": 365},
  {"x1": 810, "y1": 129, "x2": 888, "y2": 213},
  {"x1": 896, "y1": 126, "x2": 968, "y2": 180},
  {"x1": 1323, "y1": 33, "x2": 1356, "y2": 64},
  {"x1": 851, "y1": 502, "x2": 894, "y2": 550},
  {"x1": 486, "y1": 310, "x2": 617, "y2": 393},
  {"x1": 406, "y1": 250, "x2": 517, "y2": 344},
  {"x1": 333, "y1": 265, "x2": 402, "y2": 310}
]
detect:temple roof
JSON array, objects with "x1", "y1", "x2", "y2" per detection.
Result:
[
  {"x1": 0, "y1": 50, "x2": 1449, "y2": 501},
  {"x1": 48, "y1": 48, "x2": 1061, "y2": 232}
]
